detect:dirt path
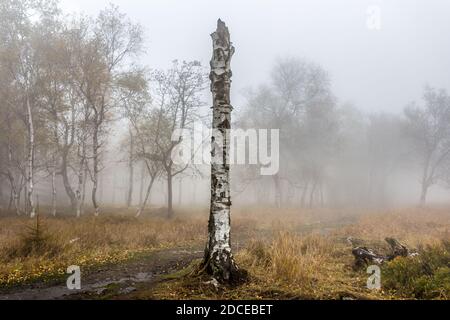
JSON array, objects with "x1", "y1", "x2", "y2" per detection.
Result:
[{"x1": 0, "y1": 246, "x2": 204, "y2": 300}]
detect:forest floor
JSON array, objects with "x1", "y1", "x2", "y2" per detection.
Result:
[{"x1": 0, "y1": 206, "x2": 449, "y2": 300}]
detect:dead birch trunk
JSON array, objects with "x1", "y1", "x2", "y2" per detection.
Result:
[{"x1": 202, "y1": 20, "x2": 243, "y2": 283}]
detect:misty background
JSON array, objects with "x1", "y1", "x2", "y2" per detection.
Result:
[{"x1": 1, "y1": 0, "x2": 450, "y2": 215}]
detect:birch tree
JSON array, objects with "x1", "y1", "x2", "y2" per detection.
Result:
[
  {"x1": 116, "y1": 69, "x2": 150, "y2": 208},
  {"x1": 0, "y1": 0, "x2": 39, "y2": 217},
  {"x1": 201, "y1": 20, "x2": 241, "y2": 283},
  {"x1": 73, "y1": 5, "x2": 144, "y2": 215}
]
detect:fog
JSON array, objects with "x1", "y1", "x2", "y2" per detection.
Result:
[
  {"x1": 2, "y1": 0, "x2": 450, "y2": 216},
  {"x1": 60, "y1": 0, "x2": 450, "y2": 113}
]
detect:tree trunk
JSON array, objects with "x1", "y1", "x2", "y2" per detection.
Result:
[
  {"x1": 178, "y1": 178, "x2": 183, "y2": 206},
  {"x1": 273, "y1": 174, "x2": 282, "y2": 208},
  {"x1": 135, "y1": 175, "x2": 155, "y2": 217},
  {"x1": 60, "y1": 151, "x2": 77, "y2": 213},
  {"x1": 309, "y1": 179, "x2": 317, "y2": 209},
  {"x1": 75, "y1": 149, "x2": 86, "y2": 218},
  {"x1": 6, "y1": 138, "x2": 20, "y2": 215},
  {"x1": 81, "y1": 166, "x2": 88, "y2": 215},
  {"x1": 420, "y1": 155, "x2": 431, "y2": 207},
  {"x1": 139, "y1": 161, "x2": 145, "y2": 206},
  {"x1": 319, "y1": 181, "x2": 324, "y2": 208},
  {"x1": 26, "y1": 96, "x2": 36, "y2": 218},
  {"x1": 7, "y1": 176, "x2": 20, "y2": 215},
  {"x1": 202, "y1": 20, "x2": 242, "y2": 283},
  {"x1": 167, "y1": 170, "x2": 173, "y2": 218},
  {"x1": 8, "y1": 188, "x2": 13, "y2": 211},
  {"x1": 92, "y1": 125, "x2": 100, "y2": 216},
  {"x1": 51, "y1": 155, "x2": 57, "y2": 217},
  {"x1": 420, "y1": 183, "x2": 429, "y2": 207},
  {"x1": 126, "y1": 127, "x2": 134, "y2": 208},
  {"x1": 301, "y1": 180, "x2": 309, "y2": 208}
]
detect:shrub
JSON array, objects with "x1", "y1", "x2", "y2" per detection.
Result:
[{"x1": 382, "y1": 241, "x2": 450, "y2": 299}]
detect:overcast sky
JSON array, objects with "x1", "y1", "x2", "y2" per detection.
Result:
[{"x1": 60, "y1": 0, "x2": 450, "y2": 114}]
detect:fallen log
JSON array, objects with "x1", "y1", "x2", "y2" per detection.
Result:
[{"x1": 350, "y1": 237, "x2": 414, "y2": 270}]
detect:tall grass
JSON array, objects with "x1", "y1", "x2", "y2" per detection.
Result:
[{"x1": 0, "y1": 214, "x2": 207, "y2": 286}]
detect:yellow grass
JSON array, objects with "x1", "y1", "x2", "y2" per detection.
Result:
[
  {"x1": 1, "y1": 206, "x2": 449, "y2": 299},
  {"x1": 0, "y1": 213, "x2": 206, "y2": 286},
  {"x1": 334, "y1": 207, "x2": 450, "y2": 247},
  {"x1": 150, "y1": 207, "x2": 450, "y2": 300}
]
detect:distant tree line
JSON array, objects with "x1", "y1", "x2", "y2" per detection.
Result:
[{"x1": 1, "y1": 0, "x2": 450, "y2": 217}]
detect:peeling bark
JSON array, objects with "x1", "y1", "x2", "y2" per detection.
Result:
[{"x1": 202, "y1": 20, "x2": 244, "y2": 284}]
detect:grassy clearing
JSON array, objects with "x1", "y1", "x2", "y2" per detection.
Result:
[
  {"x1": 149, "y1": 232, "x2": 384, "y2": 300},
  {"x1": 0, "y1": 209, "x2": 207, "y2": 287},
  {"x1": 0, "y1": 206, "x2": 449, "y2": 299},
  {"x1": 150, "y1": 207, "x2": 450, "y2": 300}
]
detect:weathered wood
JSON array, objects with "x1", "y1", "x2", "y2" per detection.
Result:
[{"x1": 350, "y1": 237, "x2": 414, "y2": 269}]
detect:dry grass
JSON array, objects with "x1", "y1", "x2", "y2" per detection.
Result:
[
  {"x1": 150, "y1": 207, "x2": 450, "y2": 300},
  {"x1": 0, "y1": 211, "x2": 207, "y2": 286},
  {"x1": 1, "y1": 206, "x2": 449, "y2": 299},
  {"x1": 334, "y1": 207, "x2": 450, "y2": 247},
  {"x1": 151, "y1": 232, "x2": 382, "y2": 300}
]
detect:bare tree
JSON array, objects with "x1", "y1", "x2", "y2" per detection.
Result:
[
  {"x1": 404, "y1": 87, "x2": 450, "y2": 206},
  {"x1": 150, "y1": 60, "x2": 206, "y2": 218},
  {"x1": 0, "y1": 0, "x2": 48, "y2": 217},
  {"x1": 134, "y1": 109, "x2": 164, "y2": 217},
  {"x1": 73, "y1": 5, "x2": 144, "y2": 215},
  {"x1": 116, "y1": 69, "x2": 150, "y2": 208},
  {"x1": 241, "y1": 57, "x2": 334, "y2": 208}
]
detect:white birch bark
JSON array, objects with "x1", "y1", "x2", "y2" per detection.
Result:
[{"x1": 202, "y1": 20, "x2": 240, "y2": 282}]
